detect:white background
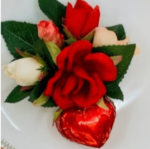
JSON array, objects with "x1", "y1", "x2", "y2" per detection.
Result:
[{"x1": 1, "y1": 0, "x2": 150, "y2": 148}]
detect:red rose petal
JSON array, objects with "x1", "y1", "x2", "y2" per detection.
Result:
[
  {"x1": 44, "y1": 69, "x2": 63, "y2": 96},
  {"x1": 84, "y1": 53, "x2": 117, "y2": 82},
  {"x1": 73, "y1": 78, "x2": 84, "y2": 95},
  {"x1": 67, "y1": 40, "x2": 92, "y2": 71},
  {"x1": 73, "y1": 66, "x2": 97, "y2": 97},
  {"x1": 82, "y1": 6, "x2": 100, "y2": 37},
  {"x1": 92, "y1": 73, "x2": 106, "y2": 99},
  {"x1": 65, "y1": 3, "x2": 73, "y2": 23},
  {"x1": 65, "y1": 3, "x2": 88, "y2": 39},
  {"x1": 72, "y1": 73, "x2": 106, "y2": 108},
  {"x1": 53, "y1": 86, "x2": 75, "y2": 109},
  {"x1": 74, "y1": 0, "x2": 93, "y2": 16},
  {"x1": 62, "y1": 74, "x2": 77, "y2": 95},
  {"x1": 57, "y1": 46, "x2": 71, "y2": 69}
]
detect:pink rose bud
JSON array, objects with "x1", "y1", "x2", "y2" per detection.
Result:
[{"x1": 37, "y1": 20, "x2": 64, "y2": 48}]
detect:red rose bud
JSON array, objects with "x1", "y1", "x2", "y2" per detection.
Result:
[
  {"x1": 37, "y1": 20, "x2": 64, "y2": 48},
  {"x1": 56, "y1": 96, "x2": 116, "y2": 148},
  {"x1": 44, "y1": 40, "x2": 117, "y2": 109},
  {"x1": 64, "y1": 0, "x2": 100, "y2": 39}
]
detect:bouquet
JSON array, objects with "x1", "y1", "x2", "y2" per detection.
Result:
[{"x1": 1, "y1": 0, "x2": 140, "y2": 148}]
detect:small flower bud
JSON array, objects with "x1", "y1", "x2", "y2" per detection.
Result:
[
  {"x1": 37, "y1": 20, "x2": 64, "y2": 48},
  {"x1": 3, "y1": 58, "x2": 43, "y2": 86}
]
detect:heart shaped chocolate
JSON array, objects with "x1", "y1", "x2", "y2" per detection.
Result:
[{"x1": 56, "y1": 97, "x2": 116, "y2": 148}]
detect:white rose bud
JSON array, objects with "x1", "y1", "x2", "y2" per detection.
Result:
[
  {"x1": 93, "y1": 27, "x2": 140, "y2": 56},
  {"x1": 3, "y1": 57, "x2": 43, "y2": 86},
  {"x1": 93, "y1": 27, "x2": 129, "y2": 47}
]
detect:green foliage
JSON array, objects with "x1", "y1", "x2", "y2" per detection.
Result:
[
  {"x1": 38, "y1": 0, "x2": 66, "y2": 29},
  {"x1": 1, "y1": 21, "x2": 39, "y2": 59},
  {"x1": 107, "y1": 24, "x2": 126, "y2": 40},
  {"x1": 33, "y1": 40, "x2": 56, "y2": 71},
  {"x1": 42, "y1": 97, "x2": 57, "y2": 107},
  {"x1": 65, "y1": 38, "x2": 76, "y2": 45},
  {"x1": 28, "y1": 77, "x2": 49, "y2": 102},
  {"x1": 105, "y1": 82, "x2": 123, "y2": 100},
  {"x1": 53, "y1": 109, "x2": 63, "y2": 124},
  {"x1": 82, "y1": 31, "x2": 94, "y2": 41},
  {"x1": 28, "y1": 77, "x2": 57, "y2": 108},
  {"x1": 5, "y1": 86, "x2": 31, "y2": 103}
]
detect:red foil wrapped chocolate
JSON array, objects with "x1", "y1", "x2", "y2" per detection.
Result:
[{"x1": 56, "y1": 97, "x2": 116, "y2": 148}]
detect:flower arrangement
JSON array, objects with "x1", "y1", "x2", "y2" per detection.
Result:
[{"x1": 1, "y1": 0, "x2": 139, "y2": 148}]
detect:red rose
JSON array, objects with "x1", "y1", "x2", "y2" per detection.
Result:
[
  {"x1": 64, "y1": 0, "x2": 100, "y2": 39},
  {"x1": 37, "y1": 20, "x2": 64, "y2": 48},
  {"x1": 44, "y1": 40, "x2": 117, "y2": 109}
]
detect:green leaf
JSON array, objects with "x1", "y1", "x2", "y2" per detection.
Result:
[
  {"x1": 38, "y1": 0, "x2": 66, "y2": 29},
  {"x1": 105, "y1": 82, "x2": 124, "y2": 100},
  {"x1": 107, "y1": 24, "x2": 126, "y2": 40},
  {"x1": 33, "y1": 40, "x2": 56, "y2": 71},
  {"x1": 15, "y1": 48, "x2": 34, "y2": 58},
  {"x1": 5, "y1": 86, "x2": 31, "y2": 103},
  {"x1": 38, "y1": 66, "x2": 49, "y2": 72},
  {"x1": 110, "y1": 55, "x2": 123, "y2": 66},
  {"x1": 45, "y1": 42, "x2": 61, "y2": 64},
  {"x1": 63, "y1": 26, "x2": 76, "y2": 39},
  {"x1": 28, "y1": 77, "x2": 49, "y2": 102},
  {"x1": 82, "y1": 30, "x2": 94, "y2": 41},
  {"x1": 65, "y1": 37, "x2": 76, "y2": 45},
  {"x1": 28, "y1": 77, "x2": 57, "y2": 108},
  {"x1": 53, "y1": 108, "x2": 63, "y2": 125},
  {"x1": 42, "y1": 97, "x2": 57, "y2": 107},
  {"x1": 97, "y1": 97, "x2": 109, "y2": 110},
  {"x1": 93, "y1": 44, "x2": 135, "y2": 84},
  {"x1": 1, "y1": 21, "x2": 39, "y2": 59},
  {"x1": 33, "y1": 93, "x2": 49, "y2": 107}
]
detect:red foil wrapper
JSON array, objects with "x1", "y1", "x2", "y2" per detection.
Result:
[{"x1": 56, "y1": 97, "x2": 116, "y2": 148}]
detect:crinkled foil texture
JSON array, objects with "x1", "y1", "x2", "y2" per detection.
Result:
[{"x1": 56, "y1": 97, "x2": 116, "y2": 148}]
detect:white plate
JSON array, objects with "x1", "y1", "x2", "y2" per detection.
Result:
[{"x1": 1, "y1": 0, "x2": 150, "y2": 149}]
